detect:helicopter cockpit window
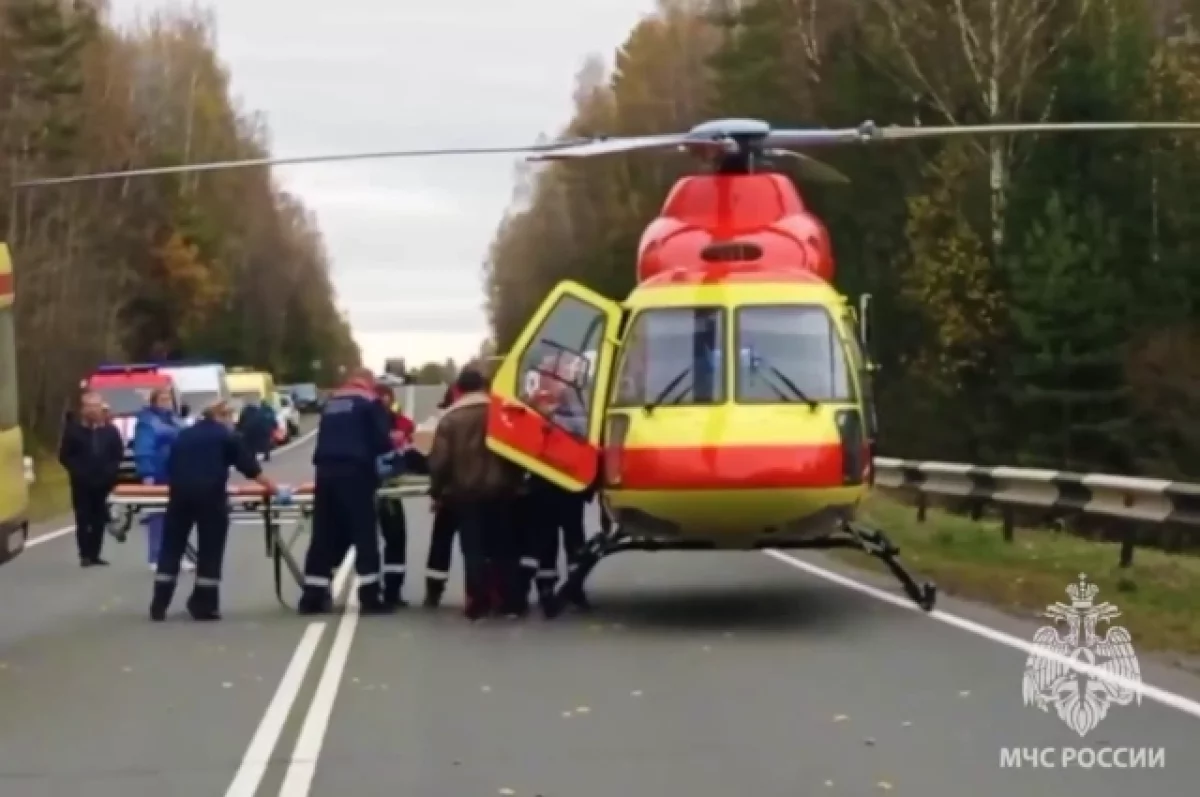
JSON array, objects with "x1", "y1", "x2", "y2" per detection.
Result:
[
  {"x1": 610, "y1": 306, "x2": 726, "y2": 407},
  {"x1": 515, "y1": 294, "x2": 606, "y2": 440},
  {"x1": 734, "y1": 304, "x2": 854, "y2": 403}
]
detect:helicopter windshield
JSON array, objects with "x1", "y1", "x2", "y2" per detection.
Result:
[
  {"x1": 735, "y1": 304, "x2": 854, "y2": 403},
  {"x1": 611, "y1": 307, "x2": 725, "y2": 407}
]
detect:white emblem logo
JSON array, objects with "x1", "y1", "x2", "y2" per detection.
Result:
[{"x1": 1022, "y1": 573, "x2": 1142, "y2": 737}]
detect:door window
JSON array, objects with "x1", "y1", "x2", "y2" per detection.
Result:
[
  {"x1": 515, "y1": 294, "x2": 606, "y2": 440},
  {"x1": 842, "y1": 309, "x2": 878, "y2": 438}
]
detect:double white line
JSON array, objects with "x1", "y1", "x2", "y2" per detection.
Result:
[{"x1": 224, "y1": 552, "x2": 362, "y2": 797}]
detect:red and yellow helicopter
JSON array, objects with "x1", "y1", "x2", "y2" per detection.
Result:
[{"x1": 19, "y1": 117, "x2": 1200, "y2": 614}]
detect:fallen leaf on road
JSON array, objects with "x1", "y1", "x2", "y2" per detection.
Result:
[
  {"x1": 562, "y1": 711, "x2": 573, "y2": 718},
  {"x1": 222, "y1": 682, "x2": 233, "y2": 689},
  {"x1": 630, "y1": 690, "x2": 642, "y2": 697},
  {"x1": 575, "y1": 706, "x2": 590, "y2": 713},
  {"x1": 902, "y1": 721, "x2": 912, "y2": 728},
  {"x1": 877, "y1": 781, "x2": 893, "y2": 790},
  {"x1": 958, "y1": 690, "x2": 970, "y2": 697},
  {"x1": 498, "y1": 788, "x2": 515, "y2": 795},
  {"x1": 481, "y1": 685, "x2": 492, "y2": 693},
  {"x1": 833, "y1": 714, "x2": 848, "y2": 722},
  {"x1": 824, "y1": 781, "x2": 833, "y2": 788},
  {"x1": 121, "y1": 666, "x2": 133, "y2": 673}
]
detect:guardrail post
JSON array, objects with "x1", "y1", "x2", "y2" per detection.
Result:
[
  {"x1": 916, "y1": 493, "x2": 927, "y2": 522},
  {"x1": 1119, "y1": 526, "x2": 1137, "y2": 568},
  {"x1": 1001, "y1": 507, "x2": 1014, "y2": 542}
]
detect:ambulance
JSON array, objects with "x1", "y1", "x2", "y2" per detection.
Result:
[{"x1": 0, "y1": 243, "x2": 28, "y2": 565}]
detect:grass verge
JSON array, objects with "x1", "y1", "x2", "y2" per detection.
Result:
[
  {"x1": 835, "y1": 494, "x2": 1200, "y2": 656},
  {"x1": 26, "y1": 453, "x2": 72, "y2": 524}
]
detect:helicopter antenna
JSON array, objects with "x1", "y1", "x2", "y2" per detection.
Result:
[{"x1": 14, "y1": 119, "x2": 1200, "y2": 187}]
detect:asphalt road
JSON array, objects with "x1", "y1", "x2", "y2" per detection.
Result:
[{"x1": 0, "y1": 429, "x2": 1197, "y2": 796}]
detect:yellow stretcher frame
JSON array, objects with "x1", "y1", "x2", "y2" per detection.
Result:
[{"x1": 106, "y1": 477, "x2": 430, "y2": 606}]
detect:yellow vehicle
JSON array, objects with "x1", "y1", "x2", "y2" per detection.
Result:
[
  {"x1": 227, "y1": 368, "x2": 276, "y2": 407},
  {"x1": 228, "y1": 368, "x2": 292, "y2": 443},
  {"x1": 0, "y1": 244, "x2": 29, "y2": 564}
]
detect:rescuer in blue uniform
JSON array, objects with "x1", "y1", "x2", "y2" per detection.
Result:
[
  {"x1": 299, "y1": 367, "x2": 397, "y2": 615},
  {"x1": 150, "y1": 399, "x2": 282, "y2": 621}
]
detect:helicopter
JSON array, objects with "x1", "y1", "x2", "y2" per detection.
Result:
[{"x1": 17, "y1": 117, "x2": 1200, "y2": 616}]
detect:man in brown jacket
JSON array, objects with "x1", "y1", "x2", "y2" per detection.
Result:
[{"x1": 427, "y1": 368, "x2": 522, "y2": 620}]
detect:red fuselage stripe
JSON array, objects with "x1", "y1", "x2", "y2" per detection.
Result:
[{"x1": 607, "y1": 443, "x2": 846, "y2": 490}]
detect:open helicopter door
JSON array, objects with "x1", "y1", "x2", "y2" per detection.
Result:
[{"x1": 486, "y1": 281, "x2": 622, "y2": 492}]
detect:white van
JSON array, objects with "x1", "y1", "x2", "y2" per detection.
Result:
[{"x1": 159, "y1": 362, "x2": 230, "y2": 423}]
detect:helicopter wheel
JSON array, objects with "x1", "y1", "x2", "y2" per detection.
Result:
[{"x1": 843, "y1": 521, "x2": 938, "y2": 612}]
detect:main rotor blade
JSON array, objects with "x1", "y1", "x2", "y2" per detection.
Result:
[
  {"x1": 765, "y1": 150, "x2": 851, "y2": 184},
  {"x1": 527, "y1": 133, "x2": 727, "y2": 161},
  {"x1": 13, "y1": 142, "x2": 588, "y2": 188},
  {"x1": 859, "y1": 121, "x2": 1200, "y2": 142}
]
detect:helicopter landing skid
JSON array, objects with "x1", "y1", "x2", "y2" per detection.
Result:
[
  {"x1": 810, "y1": 521, "x2": 937, "y2": 612},
  {"x1": 543, "y1": 519, "x2": 937, "y2": 616}
]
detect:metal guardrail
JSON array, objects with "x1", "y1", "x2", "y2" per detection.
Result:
[{"x1": 873, "y1": 457, "x2": 1200, "y2": 566}]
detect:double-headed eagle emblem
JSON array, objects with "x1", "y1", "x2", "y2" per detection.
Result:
[{"x1": 1021, "y1": 573, "x2": 1142, "y2": 737}]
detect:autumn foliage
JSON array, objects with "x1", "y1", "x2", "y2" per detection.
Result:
[
  {"x1": 0, "y1": 2, "x2": 360, "y2": 442},
  {"x1": 484, "y1": 0, "x2": 1200, "y2": 478}
]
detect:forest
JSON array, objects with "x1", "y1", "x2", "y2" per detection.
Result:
[
  {"x1": 484, "y1": 0, "x2": 1200, "y2": 479},
  {"x1": 1, "y1": 1, "x2": 360, "y2": 443}
]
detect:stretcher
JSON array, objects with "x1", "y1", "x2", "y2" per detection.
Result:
[{"x1": 106, "y1": 477, "x2": 430, "y2": 606}]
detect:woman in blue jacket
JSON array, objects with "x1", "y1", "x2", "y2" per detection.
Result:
[{"x1": 132, "y1": 388, "x2": 185, "y2": 570}]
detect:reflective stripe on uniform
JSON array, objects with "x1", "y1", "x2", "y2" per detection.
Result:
[
  {"x1": 304, "y1": 575, "x2": 331, "y2": 588},
  {"x1": 382, "y1": 564, "x2": 406, "y2": 573},
  {"x1": 537, "y1": 569, "x2": 557, "y2": 578},
  {"x1": 154, "y1": 572, "x2": 175, "y2": 583},
  {"x1": 358, "y1": 573, "x2": 380, "y2": 585},
  {"x1": 195, "y1": 576, "x2": 219, "y2": 587},
  {"x1": 519, "y1": 557, "x2": 538, "y2": 570},
  {"x1": 425, "y1": 569, "x2": 448, "y2": 581}
]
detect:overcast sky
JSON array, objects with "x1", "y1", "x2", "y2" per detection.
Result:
[{"x1": 108, "y1": 0, "x2": 656, "y2": 371}]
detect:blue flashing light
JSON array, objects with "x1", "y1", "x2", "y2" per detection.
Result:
[{"x1": 93, "y1": 363, "x2": 162, "y2": 374}]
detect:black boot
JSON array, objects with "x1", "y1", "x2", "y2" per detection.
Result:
[
  {"x1": 358, "y1": 585, "x2": 395, "y2": 615},
  {"x1": 149, "y1": 580, "x2": 176, "y2": 621},
  {"x1": 536, "y1": 581, "x2": 557, "y2": 618},
  {"x1": 423, "y1": 580, "x2": 444, "y2": 608},
  {"x1": 297, "y1": 587, "x2": 334, "y2": 615},
  {"x1": 186, "y1": 590, "x2": 221, "y2": 621},
  {"x1": 383, "y1": 576, "x2": 407, "y2": 608}
]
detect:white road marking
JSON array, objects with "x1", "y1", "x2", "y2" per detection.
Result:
[
  {"x1": 26, "y1": 427, "x2": 318, "y2": 548},
  {"x1": 763, "y1": 549, "x2": 1200, "y2": 721},
  {"x1": 278, "y1": 551, "x2": 362, "y2": 796},
  {"x1": 223, "y1": 551, "x2": 355, "y2": 797},
  {"x1": 223, "y1": 622, "x2": 326, "y2": 797}
]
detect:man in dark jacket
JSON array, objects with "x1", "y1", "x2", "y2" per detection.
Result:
[
  {"x1": 299, "y1": 368, "x2": 396, "y2": 615},
  {"x1": 428, "y1": 368, "x2": 522, "y2": 620},
  {"x1": 423, "y1": 381, "x2": 464, "y2": 607},
  {"x1": 151, "y1": 399, "x2": 281, "y2": 621},
  {"x1": 59, "y1": 391, "x2": 125, "y2": 567}
]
